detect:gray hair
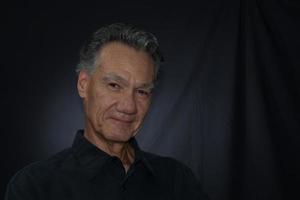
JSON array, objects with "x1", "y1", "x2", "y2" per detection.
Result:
[{"x1": 76, "y1": 23, "x2": 163, "y2": 80}]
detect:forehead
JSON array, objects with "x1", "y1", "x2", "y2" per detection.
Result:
[
  {"x1": 97, "y1": 42, "x2": 153, "y2": 65},
  {"x1": 94, "y1": 42, "x2": 155, "y2": 82}
]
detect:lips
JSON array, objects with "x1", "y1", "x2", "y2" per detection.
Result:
[{"x1": 110, "y1": 116, "x2": 134, "y2": 123}]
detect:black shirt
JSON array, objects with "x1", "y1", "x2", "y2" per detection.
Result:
[{"x1": 5, "y1": 130, "x2": 208, "y2": 200}]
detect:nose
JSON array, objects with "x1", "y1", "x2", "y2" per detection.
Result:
[{"x1": 116, "y1": 92, "x2": 137, "y2": 115}]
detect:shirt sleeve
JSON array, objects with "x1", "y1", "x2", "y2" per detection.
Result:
[{"x1": 5, "y1": 169, "x2": 39, "y2": 200}]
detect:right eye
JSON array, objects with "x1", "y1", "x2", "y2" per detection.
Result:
[{"x1": 108, "y1": 83, "x2": 120, "y2": 90}]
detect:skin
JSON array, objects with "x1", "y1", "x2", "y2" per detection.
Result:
[{"x1": 77, "y1": 41, "x2": 155, "y2": 172}]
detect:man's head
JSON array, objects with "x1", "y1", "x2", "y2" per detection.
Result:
[
  {"x1": 76, "y1": 23, "x2": 163, "y2": 80},
  {"x1": 76, "y1": 23, "x2": 163, "y2": 144}
]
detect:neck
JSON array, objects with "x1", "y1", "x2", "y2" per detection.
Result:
[{"x1": 83, "y1": 128, "x2": 135, "y2": 172}]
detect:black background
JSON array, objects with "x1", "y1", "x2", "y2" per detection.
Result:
[{"x1": 2, "y1": 0, "x2": 300, "y2": 199}]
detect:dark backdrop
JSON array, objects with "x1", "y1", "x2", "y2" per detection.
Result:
[{"x1": 2, "y1": 0, "x2": 300, "y2": 200}]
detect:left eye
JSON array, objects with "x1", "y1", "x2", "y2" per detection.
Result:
[{"x1": 137, "y1": 90, "x2": 150, "y2": 97}]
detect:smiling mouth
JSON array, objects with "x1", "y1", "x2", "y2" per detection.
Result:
[{"x1": 110, "y1": 117, "x2": 133, "y2": 123}]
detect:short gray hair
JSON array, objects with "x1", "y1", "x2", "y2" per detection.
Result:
[{"x1": 76, "y1": 23, "x2": 163, "y2": 80}]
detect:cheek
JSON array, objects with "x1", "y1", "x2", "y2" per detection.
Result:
[
  {"x1": 87, "y1": 91, "x2": 107, "y2": 117},
  {"x1": 84, "y1": 82, "x2": 116, "y2": 122},
  {"x1": 94, "y1": 93, "x2": 119, "y2": 119},
  {"x1": 94, "y1": 96, "x2": 112, "y2": 115},
  {"x1": 137, "y1": 100, "x2": 151, "y2": 118}
]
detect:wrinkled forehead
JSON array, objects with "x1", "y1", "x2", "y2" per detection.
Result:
[
  {"x1": 91, "y1": 42, "x2": 155, "y2": 86},
  {"x1": 96, "y1": 41, "x2": 154, "y2": 64},
  {"x1": 96, "y1": 42, "x2": 154, "y2": 73}
]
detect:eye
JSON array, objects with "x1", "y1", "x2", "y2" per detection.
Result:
[
  {"x1": 108, "y1": 82, "x2": 121, "y2": 90},
  {"x1": 137, "y1": 89, "x2": 151, "y2": 98}
]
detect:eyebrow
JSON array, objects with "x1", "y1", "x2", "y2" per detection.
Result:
[
  {"x1": 138, "y1": 83, "x2": 155, "y2": 91},
  {"x1": 102, "y1": 73, "x2": 154, "y2": 90},
  {"x1": 102, "y1": 74, "x2": 129, "y2": 86}
]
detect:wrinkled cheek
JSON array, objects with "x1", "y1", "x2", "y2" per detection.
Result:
[
  {"x1": 86, "y1": 98, "x2": 102, "y2": 126},
  {"x1": 94, "y1": 108, "x2": 104, "y2": 126},
  {"x1": 139, "y1": 103, "x2": 150, "y2": 117}
]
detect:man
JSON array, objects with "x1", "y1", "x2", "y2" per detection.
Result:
[{"x1": 5, "y1": 23, "x2": 208, "y2": 200}]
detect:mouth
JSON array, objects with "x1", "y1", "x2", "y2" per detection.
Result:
[{"x1": 110, "y1": 117, "x2": 134, "y2": 123}]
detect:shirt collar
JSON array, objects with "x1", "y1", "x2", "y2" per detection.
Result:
[
  {"x1": 71, "y1": 130, "x2": 109, "y2": 168},
  {"x1": 71, "y1": 130, "x2": 155, "y2": 177},
  {"x1": 128, "y1": 136, "x2": 156, "y2": 175}
]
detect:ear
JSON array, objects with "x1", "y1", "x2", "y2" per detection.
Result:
[{"x1": 77, "y1": 70, "x2": 90, "y2": 98}]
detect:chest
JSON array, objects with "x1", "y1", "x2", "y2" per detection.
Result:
[{"x1": 36, "y1": 167, "x2": 172, "y2": 200}]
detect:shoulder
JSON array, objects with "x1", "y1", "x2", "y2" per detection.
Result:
[
  {"x1": 6, "y1": 148, "x2": 74, "y2": 199},
  {"x1": 142, "y1": 151, "x2": 194, "y2": 174},
  {"x1": 12, "y1": 148, "x2": 73, "y2": 181},
  {"x1": 141, "y1": 151, "x2": 198, "y2": 185},
  {"x1": 141, "y1": 151, "x2": 209, "y2": 200}
]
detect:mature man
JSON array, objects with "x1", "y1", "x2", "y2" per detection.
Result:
[{"x1": 5, "y1": 23, "x2": 208, "y2": 200}]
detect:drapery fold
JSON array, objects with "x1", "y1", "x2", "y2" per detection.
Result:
[{"x1": 138, "y1": 1, "x2": 299, "y2": 199}]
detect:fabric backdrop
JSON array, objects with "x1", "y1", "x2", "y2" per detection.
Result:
[{"x1": 2, "y1": 0, "x2": 299, "y2": 199}]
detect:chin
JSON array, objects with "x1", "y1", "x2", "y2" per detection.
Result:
[
  {"x1": 105, "y1": 135, "x2": 132, "y2": 143},
  {"x1": 103, "y1": 129, "x2": 135, "y2": 143}
]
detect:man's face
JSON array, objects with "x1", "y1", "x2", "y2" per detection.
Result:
[{"x1": 77, "y1": 42, "x2": 155, "y2": 143}]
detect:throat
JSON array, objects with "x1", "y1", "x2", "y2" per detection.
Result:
[
  {"x1": 103, "y1": 141, "x2": 135, "y2": 172},
  {"x1": 119, "y1": 144, "x2": 135, "y2": 172}
]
